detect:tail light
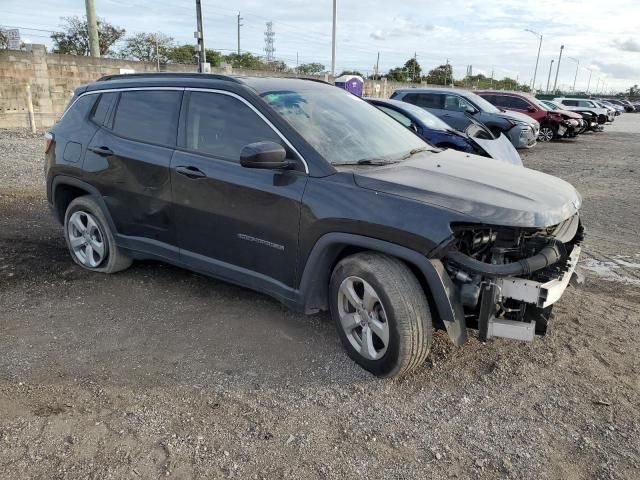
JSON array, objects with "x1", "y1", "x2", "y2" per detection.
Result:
[{"x1": 45, "y1": 132, "x2": 54, "y2": 153}]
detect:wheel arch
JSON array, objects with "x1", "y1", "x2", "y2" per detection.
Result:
[
  {"x1": 50, "y1": 176, "x2": 116, "y2": 232},
  {"x1": 299, "y1": 233, "x2": 467, "y2": 345}
]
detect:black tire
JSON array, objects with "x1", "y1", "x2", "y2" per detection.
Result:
[
  {"x1": 329, "y1": 252, "x2": 432, "y2": 378},
  {"x1": 63, "y1": 196, "x2": 132, "y2": 273}
]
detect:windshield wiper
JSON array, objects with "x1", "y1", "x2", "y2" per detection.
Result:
[
  {"x1": 335, "y1": 158, "x2": 399, "y2": 166},
  {"x1": 399, "y1": 147, "x2": 431, "y2": 160}
]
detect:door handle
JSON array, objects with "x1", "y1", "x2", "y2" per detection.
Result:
[
  {"x1": 175, "y1": 165, "x2": 206, "y2": 179},
  {"x1": 88, "y1": 146, "x2": 114, "y2": 156}
]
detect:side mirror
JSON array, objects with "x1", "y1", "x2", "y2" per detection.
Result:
[
  {"x1": 465, "y1": 106, "x2": 477, "y2": 114},
  {"x1": 240, "y1": 141, "x2": 293, "y2": 170},
  {"x1": 528, "y1": 106, "x2": 537, "y2": 113}
]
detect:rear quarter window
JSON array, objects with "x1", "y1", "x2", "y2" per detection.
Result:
[
  {"x1": 57, "y1": 95, "x2": 97, "y2": 128},
  {"x1": 112, "y1": 90, "x2": 182, "y2": 146},
  {"x1": 90, "y1": 92, "x2": 117, "y2": 126}
]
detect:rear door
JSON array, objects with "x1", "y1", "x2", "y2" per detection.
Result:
[
  {"x1": 171, "y1": 90, "x2": 307, "y2": 288},
  {"x1": 85, "y1": 89, "x2": 182, "y2": 253}
]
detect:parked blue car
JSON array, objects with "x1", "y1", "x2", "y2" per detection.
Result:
[{"x1": 366, "y1": 98, "x2": 522, "y2": 165}]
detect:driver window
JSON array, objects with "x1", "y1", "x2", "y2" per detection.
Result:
[
  {"x1": 378, "y1": 106, "x2": 412, "y2": 128},
  {"x1": 444, "y1": 95, "x2": 472, "y2": 112},
  {"x1": 185, "y1": 92, "x2": 283, "y2": 162}
]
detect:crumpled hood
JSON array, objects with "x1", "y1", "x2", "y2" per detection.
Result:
[
  {"x1": 496, "y1": 109, "x2": 539, "y2": 127},
  {"x1": 354, "y1": 150, "x2": 581, "y2": 228}
]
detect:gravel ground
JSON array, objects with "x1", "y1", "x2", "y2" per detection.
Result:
[{"x1": 0, "y1": 117, "x2": 639, "y2": 479}]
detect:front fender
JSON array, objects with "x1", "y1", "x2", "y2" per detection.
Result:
[{"x1": 298, "y1": 232, "x2": 467, "y2": 346}]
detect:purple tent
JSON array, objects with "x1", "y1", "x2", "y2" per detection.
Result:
[{"x1": 335, "y1": 75, "x2": 364, "y2": 97}]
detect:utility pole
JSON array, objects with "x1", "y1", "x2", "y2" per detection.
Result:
[
  {"x1": 237, "y1": 12, "x2": 243, "y2": 55},
  {"x1": 595, "y1": 77, "x2": 601, "y2": 94},
  {"x1": 525, "y1": 29, "x2": 542, "y2": 91},
  {"x1": 195, "y1": 0, "x2": 206, "y2": 72},
  {"x1": 586, "y1": 68, "x2": 592, "y2": 94},
  {"x1": 552, "y1": 45, "x2": 564, "y2": 93},
  {"x1": 412, "y1": 52, "x2": 417, "y2": 82},
  {"x1": 331, "y1": 0, "x2": 337, "y2": 77},
  {"x1": 375, "y1": 51, "x2": 380, "y2": 79},
  {"x1": 85, "y1": 0, "x2": 100, "y2": 57},
  {"x1": 445, "y1": 58, "x2": 449, "y2": 86},
  {"x1": 155, "y1": 35, "x2": 160, "y2": 71},
  {"x1": 546, "y1": 59, "x2": 554, "y2": 93},
  {"x1": 490, "y1": 68, "x2": 494, "y2": 88},
  {"x1": 296, "y1": 51, "x2": 299, "y2": 76}
]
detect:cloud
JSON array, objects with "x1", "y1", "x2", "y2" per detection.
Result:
[
  {"x1": 612, "y1": 38, "x2": 640, "y2": 52},
  {"x1": 369, "y1": 17, "x2": 434, "y2": 41},
  {"x1": 592, "y1": 61, "x2": 640, "y2": 79}
]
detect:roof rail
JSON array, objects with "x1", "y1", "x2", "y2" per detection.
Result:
[{"x1": 97, "y1": 72, "x2": 242, "y2": 83}]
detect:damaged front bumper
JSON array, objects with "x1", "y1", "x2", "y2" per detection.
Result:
[{"x1": 434, "y1": 218, "x2": 584, "y2": 345}]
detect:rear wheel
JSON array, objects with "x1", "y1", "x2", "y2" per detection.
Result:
[
  {"x1": 64, "y1": 196, "x2": 132, "y2": 273},
  {"x1": 329, "y1": 252, "x2": 433, "y2": 377}
]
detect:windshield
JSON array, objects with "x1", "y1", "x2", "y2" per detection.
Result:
[
  {"x1": 543, "y1": 101, "x2": 560, "y2": 110},
  {"x1": 262, "y1": 88, "x2": 426, "y2": 165},
  {"x1": 385, "y1": 101, "x2": 452, "y2": 131},
  {"x1": 462, "y1": 91, "x2": 500, "y2": 113},
  {"x1": 530, "y1": 97, "x2": 550, "y2": 111}
]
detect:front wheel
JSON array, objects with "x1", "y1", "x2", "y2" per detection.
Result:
[
  {"x1": 329, "y1": 252, "x2": 433, "y2": 378},
  {"x1": 538, "y1": 124, "x2": 556, "y2": 142}
]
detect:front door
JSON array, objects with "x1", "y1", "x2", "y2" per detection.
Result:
[
  {"x1": 171, "y1": 90, "x2": 307, "y2": 289},
  {"x1": 441, "y1": 94, "x2": 474, "y2": 131}
]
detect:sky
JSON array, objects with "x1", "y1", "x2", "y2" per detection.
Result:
[{"x1": 2, "y1": 0, "x2": 639, "y2": 92}]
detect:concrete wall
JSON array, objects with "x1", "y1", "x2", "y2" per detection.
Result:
[
  {"x1": 0, "y1": 45, "x2": 195, "y2": 128},
  {"x1": 0, "y1": 45, "x2": 436, "y2": 129}
]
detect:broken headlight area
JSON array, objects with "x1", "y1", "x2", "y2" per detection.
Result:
[{"x1": 441, "y1": 217, "x2": 584, "y2": 341}]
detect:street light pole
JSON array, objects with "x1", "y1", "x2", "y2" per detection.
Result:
[
  {"x1": 546, "y1": 59, "x2": 554, "y2": 94},
  {"x1": 586, "y1": 68, "x2": 592, "y2": 94},
  {"x1": 552, "y1": 45, "x2": 564, "y2": 93},
  {"x1": 568, "y1": 56, "x2": 579, "y2": 92},
  {"x1": 331, "y1": 0, "x2": 337, "y2": 77},
  {"x1": 525, "y1": 29, "x2": 542, "y2": 91}
]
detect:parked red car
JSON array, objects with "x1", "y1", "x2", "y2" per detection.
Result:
[{"x1": 477, "y1": 91, "x2": 584, "y2": 142}]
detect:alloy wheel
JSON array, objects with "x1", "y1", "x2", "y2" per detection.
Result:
[
  {"x1": 337, "y1": 276, "x2": 389, "y2": 360},
  {"x1": 538, "y1": 127, "x2": 554, "y2": 142},
  {"x1": 67, "y1": 210, "x2": 107, "y2": 268}
]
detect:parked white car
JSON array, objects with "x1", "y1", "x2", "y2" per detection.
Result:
[{"x1": 553, "y1": 98, "x2": 613, "y2": 124}]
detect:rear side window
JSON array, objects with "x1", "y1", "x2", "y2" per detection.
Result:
[
  {"x1": 503, "y1": 96, "x2": 530, "y2": 110},
  {"x1": 562, "y1": 100, "x2": 578, "y2": 106},
  {"x1": 112, "y1": 90, "x2": 182, "y2": 146},
  {"x1": 57, "y1": 95, "x2": 96, "y2": 127},
  {"x1": 90, "y1": 92, "x2": 117, "y2": 126},
  {"x1": 404, "y1": 93, "x2": 443, "y2": 109},
  {"x1": 481, "y1": 94, "x2": 499, "y2": 106},
  {"x1": 184, "y1": 92, "x2": 281, "y2": 162}
]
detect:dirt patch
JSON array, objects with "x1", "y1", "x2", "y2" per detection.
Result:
[{"x1": 1, "y1": 119, "x2": 639, "y2": 479}]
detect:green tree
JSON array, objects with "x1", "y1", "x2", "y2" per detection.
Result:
[
  {"x1": 266, "y1": 60, "x2": 289, "y2": 72},
  {"x1": 424, "y1": 64, "x2": 452, "y2": 85},
  {"x1": 297, "y1": 62, "x2": 325, "y2": 75},
  {"x1": 224, "y1": 52, "x2": 264, "y2": 70},
  {"x1": 404, "y1": 58, "x2": 422, "y2": 82},
  {"x1": 51, "y1": 16, "x2": 125, "y2": 56},
  {"x1": 0, "y1": 30, "x2": 7, "y2": 49},
  {"x1": 385, "y1": 67, "x2": 408, "y2": 82},
  {"x1": 204, "y1": 49, "x2": 223, "y2": 67},
  {"x1": 120, "y1": 32, "x2": 174, "y2": 63},
  {"x1": 165, "y1": 44, "x2": 197, "y2": 64},
  {"x1": 628, "y1": 84, "x2": 639, "y2": 96}
]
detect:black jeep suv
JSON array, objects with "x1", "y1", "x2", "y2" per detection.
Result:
[{"x1": 45, "y1": 74, "x2": 584, "y2": 377}]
